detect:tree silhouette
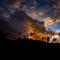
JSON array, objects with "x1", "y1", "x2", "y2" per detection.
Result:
[
  {"x1": 23, "y1": 36, "x2": 26, "y2": 39},
  {"x1": 47, "y1": 37, "x2": 50, "y2": 42},
  {"x1": 18, "y1": 32, "x2": 22, "y2": 40},
  {"x1": 30, "y1": 32, "x2": 34, "y2": 36}
]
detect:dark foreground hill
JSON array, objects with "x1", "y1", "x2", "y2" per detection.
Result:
[
  {"x1": 0, "y1": 38, "x2": 60, "y2": 48},
  {"x1": 0, "y1": 30, "x2": 60, "y2": 48}
]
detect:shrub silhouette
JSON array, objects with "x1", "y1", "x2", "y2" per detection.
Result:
[{"x1": 30, "y1": 33, "x2": 34, "y2": 36}]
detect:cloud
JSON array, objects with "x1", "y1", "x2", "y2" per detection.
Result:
[
  {"x1": 43, "y1": 0, "x2": 60, "y2": 19},
  {"x1": 53, "y1": 0, "x2": 60, "y2": 9},
  {"x1": 43, "y1": 16, "x2": 60, "y2": 28},
  {"x1": 53, "y1": 8, "x2": 60, "y2": 19},
  {"x1": 8, "y1": 0, "x2": 21, "y2": 9},
  {"x1": 25, "y1": 0, "x2": 60, "y2": 29},
  {"x1": 6, "y1": 10, "x2": 46, "y2": 40},
  {"x1": 41, "y1": 0, "x2": 57, "y2": 4},
  {"x1": 43, "y1": 17, "x2": 54, "y2": 27},
  {"x1": 0, "y1": 10, "x2": 31, "y2": 40},
  {"x1": 0, "y1": 0, "x2": 60, "y2": 40},
  {"x1": 33, "y1": 0, "x2": 38, "y2": 7},
  {"x1": 52, "y1": 0, "x2": 60, "y2": 20},
  {"x1": 0, "y1": 6, "x2": 10, "y2": 18},
  {"x1": 26, "y1": 5, "x2": 52, "y2": 21},
  {"x1": 0, "y1": 18, "x2": 18, "y2": 40},
  {"x1": 21, "y1": 5, "x2": 28, "y2": 11},
  {"x1": 0, "y1": 0, "x2": 24, "y2": 19},
  {"x1": 26, "y1": 7, "x2": 37, "y2": 19},
  {"x1": 9, "y1": 10, "x2": 34, "y2": 37}
]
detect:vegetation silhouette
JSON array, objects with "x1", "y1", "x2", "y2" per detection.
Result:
[{"x1": 0, "y1": 30, "x2": 60, "y2": 48}]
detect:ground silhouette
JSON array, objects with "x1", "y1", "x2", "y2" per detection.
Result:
[{"x1": 0, "y1": 30, "x2": 60, "y2": 48}]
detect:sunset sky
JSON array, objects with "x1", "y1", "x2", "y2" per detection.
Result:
[{"x1": 0, "y1": 0, "x2": 60, "y2": 39}]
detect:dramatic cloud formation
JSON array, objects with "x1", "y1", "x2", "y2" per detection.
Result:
[
  {"x1": 0, "y1": 0, "x2": 60, "y2": 40},
  {"x1": 25, "y1": 0, "x2": 60, "y2": 30}
]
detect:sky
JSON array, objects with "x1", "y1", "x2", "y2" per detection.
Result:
[{"x1": 0, "y1": 0, "x2": 60, "y2": 39}]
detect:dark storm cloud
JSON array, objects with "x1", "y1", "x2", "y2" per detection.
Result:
[
  {"x1": 0, "y1": 0, "x2": 23, "y2": 18},
  {"x1": 0, "y1": 16, "x2": 20, "y2": 40},
  {"x1": 0, "y1": 0, "x2": 24, "y2": 40},
  {"x1": 4, "y1": 0, "x2": 22, "y2": 5},
  {"x1": 0, "y1": 0, "x2": 33, "y2": 40},
  {"x1": 6, "y1": 0, "x2": 21, "y2": 9},
  {"x1": 0, "y1": 0, "x2": 60, "y2": 40},
  {"x1": 7, "y1": 10, "x2": 34, "y2": 39},
  {"x1": 10, "y1": 10, "x2": 33, "y2": 29}
]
